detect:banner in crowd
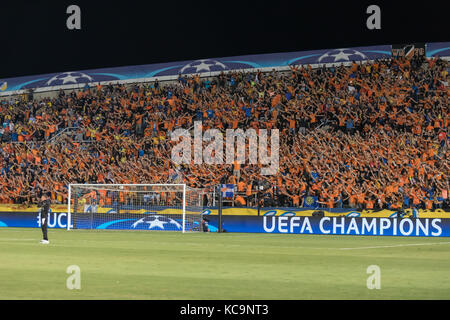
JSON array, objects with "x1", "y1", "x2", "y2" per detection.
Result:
[
  {"x1": 221, "y1": 184, "x2": 235, "y2": 198},
  {"x1": 205, "y1": 215, "x2": 450, "y2": 237},
  {"x1": 392, "y1": 43, "x2": 426, "y2": 58},
  {"x1": 1, "y1": 42, "x2": 449, "y2": 95},
  {"x1": 302, "y1": 196, "x2": 319, "y2": 208},
  {"x1": 0, "y1": 44, "x2": 393, "y2": 93},
  {"x1": 426, "y1": 42, "x2": 450, "y2": 58}
]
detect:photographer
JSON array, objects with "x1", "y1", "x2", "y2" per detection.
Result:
[{"x1": 201, "y1": 216, "x2": 210, "y2": 232}]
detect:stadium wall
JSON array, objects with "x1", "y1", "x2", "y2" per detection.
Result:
[{"x1": 2, "y1": 42, "x2": 448, "y2": 99}]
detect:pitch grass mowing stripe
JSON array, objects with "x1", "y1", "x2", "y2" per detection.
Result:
[
  {"x1": 1, "y1": 228, "x2": 450, "y2": 299},
  {"x1": 0, "y1": 238, "x2": 37, "y2": 241}
]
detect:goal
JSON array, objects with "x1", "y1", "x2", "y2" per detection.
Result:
[{"x1": 67, "y1": 184, "x2": 204, "y2": 232}]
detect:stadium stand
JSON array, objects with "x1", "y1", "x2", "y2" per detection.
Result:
[{"x1": 0, "y1": 53, "x2": 448, "y2": 211}]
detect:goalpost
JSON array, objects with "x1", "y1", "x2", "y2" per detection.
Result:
[{"x1": 67, "y1": 184, "x2": 204, "y2": 232}]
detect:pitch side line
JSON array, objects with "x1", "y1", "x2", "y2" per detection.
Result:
[{"x1": 339, "y1": 241, "x2": 450, "y2": 250}]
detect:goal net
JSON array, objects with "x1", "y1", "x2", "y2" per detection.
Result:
[{"x1": 67, "y1": 184, "x2": 204, "y2": 232}]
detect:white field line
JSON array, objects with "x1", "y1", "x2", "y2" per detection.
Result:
[{"x1": 339, "y1": 241, "x2": 450, "y2": 250}]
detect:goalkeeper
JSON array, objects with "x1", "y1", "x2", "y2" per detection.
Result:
[{"x1": 39, "y1": 193, "x2": 51, "y2": 244}]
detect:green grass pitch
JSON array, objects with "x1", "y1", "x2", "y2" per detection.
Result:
[{"x1": 1, "y1": 227, "x2": 450, "y2": 299}]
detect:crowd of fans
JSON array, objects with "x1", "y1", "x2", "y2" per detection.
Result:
[{"x1": 0, "y1": 53, "x2": 448, "y2": 211}]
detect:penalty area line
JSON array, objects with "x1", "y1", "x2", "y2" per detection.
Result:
[{"x1": 339, "y1": 241, "x2": 450, "y2": 250}]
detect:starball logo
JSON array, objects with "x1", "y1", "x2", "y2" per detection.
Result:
[{"x1": 171, "y1": 121, "x2": 279, "y2": 175}]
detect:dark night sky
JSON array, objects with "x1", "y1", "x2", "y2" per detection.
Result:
[{"x1": 0, "y1": 0, "x2": 448, "y2": 78}]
